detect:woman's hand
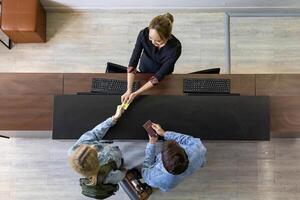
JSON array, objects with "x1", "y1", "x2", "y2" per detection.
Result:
[
  {"x1": 151, "y1": 123, "x2": 165, "y2": 137},
  {"x1": 121, "y1": 90, "x2": 131, "y2": 104},
  {"x1": 127, "y1": 92, "x2": 138, "y2": 104},
  {"x1": 112, "y1": 105, "x2": 125, "y2": 122},
  {"x1": 148, "y1": 134, "x2": 158, "y2": 144}
]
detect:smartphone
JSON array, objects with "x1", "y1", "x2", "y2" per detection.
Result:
[{"x1": 143, "y1": 120, "x2": 157, "y2": 137}]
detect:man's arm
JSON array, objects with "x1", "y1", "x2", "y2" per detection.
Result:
[
  {"x1": 152, "y1": 123, "x2": 200, "y2": 146},
  {"x1": 164, "y1": 131, "x2": 199, "y2": 146},
  {"x1": 141, "y1": 163, "x2": 165, "y2": 190},
  {"x1": 142, "y1": 143, "x2": 157, "y2": 168},
  {"x1": 141, "y1": 143, "x2": 166, "y2": 190}
]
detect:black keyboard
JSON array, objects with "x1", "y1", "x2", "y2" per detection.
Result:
[
  {"x1": 91, "y1": 78, "x2": 140, "y2": 94},
  {"x1": 183, "y1": 79, "x2": 231, "y2": 94}
]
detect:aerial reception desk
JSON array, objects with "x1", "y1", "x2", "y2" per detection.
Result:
[{"x1": 0, "y1": 73, "x2": 299, "y2": 138}]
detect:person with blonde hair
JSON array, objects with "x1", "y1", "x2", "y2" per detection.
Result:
[
  {"x1": 121, "y1": 12, "x2": 182, "y2": 104},
  {"x1": 68, "y1": 105, "x2": 126, "y2": 188}
]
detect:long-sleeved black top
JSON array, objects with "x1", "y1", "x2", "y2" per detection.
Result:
[{"x1": 128, "y1": 27, "x2": 181, "y2": 85}]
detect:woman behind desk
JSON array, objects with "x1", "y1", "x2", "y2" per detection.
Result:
[{"x1": 121, "y1": 13, "x2": 182, "y2": 104}]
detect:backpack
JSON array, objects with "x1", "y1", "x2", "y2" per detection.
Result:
[{"x1": 79, "y1": 161, "x2": 119, "y2": 199}]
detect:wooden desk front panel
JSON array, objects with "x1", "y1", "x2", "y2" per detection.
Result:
[
  {"x1": 256, "y1": 74, "x2": 300, "y2": 96},
  {"x1": 256, "y1": 75, "x2": 300, "y2": 136},
  {"x1": 0, "y1": 95, "x2": 53, "y2": 130},
  {"x1": 0, "y1": 73, "x2": 63, "y2": 95},
  {"x1": 271, "y1": 97, "x2": 300, "y2": 137},
  {"x1": 0, "y1": 73, "x2": 63, "y2": 130}
]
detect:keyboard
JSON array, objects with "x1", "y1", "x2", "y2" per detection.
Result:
[
  {"x1": 91, "y1": 78, "x2": 140, "y2": 94},
  {"x1": 183, "y1": 79, "x2": 231, "y2": 94}
]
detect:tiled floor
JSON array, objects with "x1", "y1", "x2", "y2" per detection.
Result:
[{"x1": 0, "y1": 138, "x2": 300, "y2": 200}]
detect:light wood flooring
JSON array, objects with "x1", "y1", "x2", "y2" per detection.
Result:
[{"x1": 1, "y1": 138, "x2": 300, "y2": 200}]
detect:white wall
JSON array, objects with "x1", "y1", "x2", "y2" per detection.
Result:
[{"x1": 41, "y1": 0, "x2": 300, "y2": 10}]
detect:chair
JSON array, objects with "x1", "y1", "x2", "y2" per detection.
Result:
[
  {"x1": 1, "y1": 0, "x2": 46, "y2": 44},
  {"x1": 189, "y1": 68, "x2": 220, "y2": 74}
]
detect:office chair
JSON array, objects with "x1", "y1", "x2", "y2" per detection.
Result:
[
  {"x1": 189, "y1": 68, "x2": 220, "y2": 74},
  {"x1": 105, "y1": 62, "x2": 127, "y2": 73}
]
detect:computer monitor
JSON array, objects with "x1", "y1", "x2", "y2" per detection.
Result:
[
  {"x1": 189, "y1": 68, "x2": 220, "y2": 74},
  {"x1": 105, "y1": 62, "x2": 127, "y2": 73}
]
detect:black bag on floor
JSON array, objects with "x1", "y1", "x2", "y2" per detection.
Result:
[
  {"x1": 79, "y1": 161, "x2": 119, "y2": 199},
  {"x1": 120, "y1": 168, "x2": 152, "y2": 200}
]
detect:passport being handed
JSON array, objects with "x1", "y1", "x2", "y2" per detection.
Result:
[{"x1": 143, "y1": 120, "x2": 157, "y2": 137}]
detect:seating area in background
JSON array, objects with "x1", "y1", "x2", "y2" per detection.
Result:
[{"x1": 0, "y1": 0, "x2": 46, "y2": 49}]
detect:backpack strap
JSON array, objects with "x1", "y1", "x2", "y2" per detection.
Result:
[{"x1": 97, "y1": 160, "x2": 118, "y2": 184}]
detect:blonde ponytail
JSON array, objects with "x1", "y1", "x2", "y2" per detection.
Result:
[
  {"x1": 69, "y1": 145, "x2": 100, "y2": 186},
  {"x1": 149, "y1": 12, "x2": 174, "y2": 41},
  {"x1": 163, "y1": 12, "x2": 174, "y2": 24}
]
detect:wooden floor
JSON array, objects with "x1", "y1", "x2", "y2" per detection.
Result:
[
  {"x1": 1, "y1": 138, "x2": 300, "y2": 200},
  {"x1": 2, "y1": 11, "x2": 300, "y2": 74},
  {"x1": 0, "y1": 11, "x2": 225, "y2": 74}
]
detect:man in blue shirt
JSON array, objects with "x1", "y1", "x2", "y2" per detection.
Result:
[{"x1": 141, "y1": 122, "x2": 207, "y2": 192}]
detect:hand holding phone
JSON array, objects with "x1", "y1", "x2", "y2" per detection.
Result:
[{"x1": 143, "y1": 120, "x2": 157, "y2": 137}]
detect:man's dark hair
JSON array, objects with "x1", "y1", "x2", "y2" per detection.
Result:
[{"x1": 162, "y1": 140, "x2": 189, "y2": 175}]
